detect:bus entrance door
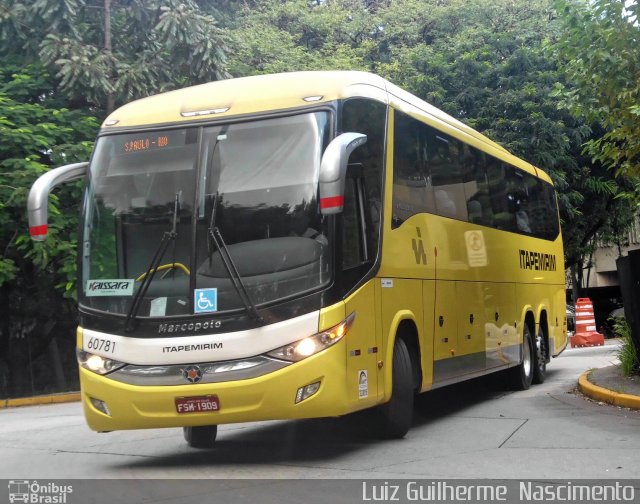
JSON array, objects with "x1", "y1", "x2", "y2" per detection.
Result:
[{"x1": 345, "y1": 281, "x2": 380, "y2": 406}]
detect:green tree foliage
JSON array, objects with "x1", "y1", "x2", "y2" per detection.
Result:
[
  {"x1": 2, "y1": 0, "x2": 230, "y2": 115},
  {"x1": 562, "y1": 169, "x2": 638, "y2": 298},
  {"x1": 553, "y1": 0, "x2": 640, "y2": 178},
  {"x1": 0, "y1": 0, "x2": 637, "y2": 395},
  {"x1": 0, "y1": 0, "x2": 231, "y2": 398},
  {"x1": 232, "y1": 0, "x2": 580, "y2": 170},
  {"x1": 229, "y1": 0, "x2": 372, "y2": 74},
  {"x1": 0, "y1": 64, "x2": 98, "y2": 397},
  {"x1": 381, "y1": 0, "x2": 636, "y2": 281},
  {"x1": 231, "y1": 0, "x2": 635, "y2": 279}
]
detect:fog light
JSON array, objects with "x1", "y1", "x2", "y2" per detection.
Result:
[
  {"x1": 90, "y1": 397, "x2": 111, "y2": 416},
  {"x1": 295, "y1": 381, "x2": 321, "y2": 404}
]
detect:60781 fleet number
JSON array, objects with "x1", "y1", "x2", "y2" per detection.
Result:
[{"x1": 86, "y1": 337, "x2": 116, "y2": 354}]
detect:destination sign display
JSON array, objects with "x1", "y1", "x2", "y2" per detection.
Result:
[
  {"x1": 115, "y1": 130, "x2": 188, "y2": 154},
  {"x1": 123, "y1": 135, "x2": 169, "y2": 152}
]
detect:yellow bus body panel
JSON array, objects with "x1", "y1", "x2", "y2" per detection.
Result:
[
  {"x1": 375, "y1": 108, "x2": 565, "y2": 390},
  {"x1": 81, "y1": 337, "x2": 350, "y2": 431},
  {"x1": 103, "y1": 71, "x2": 387, "y2": 128}
]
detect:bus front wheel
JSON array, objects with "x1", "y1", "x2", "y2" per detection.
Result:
[
  {"x1": 511, "y1": 324, "x2": 534, "y2": 391},
  {"x1": 372, "y1": 337, "x2": 414, "y2": 439},
  {"x1": 183, "y1": 425, "x2": 217, "y2": 448}
]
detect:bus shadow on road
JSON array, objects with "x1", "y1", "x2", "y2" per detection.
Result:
[
  {"x1": 412, "y1": 373, "x2": 513, "y2": 424},
  {"x1": 118, "y1": 372, "x2": 552, "y2": 469},
  {"x1": 118, "y1": 415, "x2": 382, "y2": 468},
  {"x1": 413, "y1": 368, "x2": 563, "y2": 426}
]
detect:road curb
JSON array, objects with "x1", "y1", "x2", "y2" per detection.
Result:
[
  {"x1": 578, "y1": 370, "x2": 640, "y2": 409},
  {"x1": 0, "y1": 392, "x2": 81, "y2": 409}
]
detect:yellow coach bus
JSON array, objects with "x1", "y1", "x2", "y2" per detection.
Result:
[{"x1": 28, "y1": 71, "x2": 567, "y2": 447}]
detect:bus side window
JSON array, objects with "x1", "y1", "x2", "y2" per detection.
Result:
[
  {"x1": 544, "y1": 182, "x2": 560, "y2": 239},
  {"x1": 392, "y1": 110, "x2": 435, "y2": 228},
  {"x1": 341, "y1": 98, "x2": 386, "y2": 256},
  {"x1": 428, "y1": 131, "x2": 468, "y2": 222},
  {"x1": 342, "y1": 174, "x2": 364, "y2": 269},
  {"x1": 465, "y1": 150, "x2": 494, "y2": 227},
  {"x1": 528, "y1": 177, "x2": 560, "y2": 240},
  {"x1": 487, "y1": 160, "x2": 516, "y2": 231},
  {"x1": 504, "y1": 168, "x2": 532, "y2": 234}
]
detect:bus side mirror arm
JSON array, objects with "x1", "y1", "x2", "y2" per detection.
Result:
[
  {"x1": 27, "y1": 162, "x2": 89, "y2": 241},
  {"x1": 318, "y1": 132, "x2": 367, "y2": 215}
]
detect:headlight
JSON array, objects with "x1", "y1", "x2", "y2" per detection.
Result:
[
  {"x1": 76, "y1": 349, "x2": 126, "y2": 375},
  {"x1": 266, "y1": 312, "x2": 355, "y2": 362}
]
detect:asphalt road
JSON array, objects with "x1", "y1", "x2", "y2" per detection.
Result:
[{"x1": 1, "y1": 339, "x2": 638, "y2": 482}]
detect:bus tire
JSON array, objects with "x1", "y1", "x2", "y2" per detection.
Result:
[
  {"x1": 511, "y1": 323, "x2": 534, "y2": 391},
  {"x1": 183, "y1": 425, "x2": 217, "y2": 448},
  {"x1": 373, "y1": 337, "x2": 414, "y2": 439},
  {"x1": 533, "y1": 325, "x2": 547, "y2": 384}
]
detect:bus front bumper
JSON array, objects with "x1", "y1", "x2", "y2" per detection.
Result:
[{"x1": 79, "y1": 341, "x2": 351, "y2": 432}]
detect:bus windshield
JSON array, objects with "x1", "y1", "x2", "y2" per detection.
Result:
[{"x1": 80, "y1": 112, "x2": 331, "y2": 319}]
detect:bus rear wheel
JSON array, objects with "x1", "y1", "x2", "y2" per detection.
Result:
[
  {"x1": 511, "y1": 324, "x2": 534, "y2": 390},
  {"x1": 372, "y1": 337, "x2": 414, "y2": 439},
  {"x1": 183, "y1": 425, "x2": 217, "y2": 448},
  {"x1": 533, "y1": 325, "x2": 547, "y2": 384}
]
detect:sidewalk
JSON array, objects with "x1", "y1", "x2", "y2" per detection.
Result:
[
  {"x1": 579, "y1": 365, "x2": 640, "y2": 409},
  {"x1": 0, "y1": 392, "x2": 80, "y2": 409}
]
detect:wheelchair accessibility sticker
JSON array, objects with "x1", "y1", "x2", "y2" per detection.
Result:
[{"x1": 194, "y1": 288, "x2": 218, "y2": 313}]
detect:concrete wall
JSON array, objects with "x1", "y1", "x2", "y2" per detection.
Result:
[{"x1": 581, "y1": 217, "x2": 640, "y2": 289}]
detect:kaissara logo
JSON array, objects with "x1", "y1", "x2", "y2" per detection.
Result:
[
  {"x1": 8, "y1": 480, "x2": 73, "y2": 504},
  {"x1": 85, "y1": 279, "x2": 134, "y2": 297}
]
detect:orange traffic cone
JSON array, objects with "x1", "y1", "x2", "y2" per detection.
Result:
[{"x1": 571, "y1": 297, "x2": 605, "y2": 348}]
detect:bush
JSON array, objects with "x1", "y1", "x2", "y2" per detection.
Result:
[{"x1": 613, "y1": 318, "x2": 639, "y2": 376}]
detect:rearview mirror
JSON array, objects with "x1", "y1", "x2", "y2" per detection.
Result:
[
  {"x1": 27, "y1": 162, "x2": 88, "y2": 241},
  {"x1": 318, "y1": 132, "x2": 367, "y2": 215}
]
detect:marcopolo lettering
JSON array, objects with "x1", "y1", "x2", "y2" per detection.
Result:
[
  {"x1": 163, "y1": 342, "x2": 223, "y2": 353},
  {"x1": 518, "y1": 250, "x2": 557, "y2": 272},
  {"x1": 158, "y1": 320, "x2": 223, "y2": 334}
]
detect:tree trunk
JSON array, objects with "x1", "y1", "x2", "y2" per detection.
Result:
[
  {"x1": 104, "y1": 0, "x2": 115, "y2": 114},
  {"x1": 585, "y1": 245, "x2": 594, "y2": 290},
  {"x1": 570, "y1": 263, "x2": 580, "y2": 304},
  {"x1": 48, "y1": 337, "x2": 67, "y2": 391}
]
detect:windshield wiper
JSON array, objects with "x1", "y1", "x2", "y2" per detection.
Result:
[
  {"x1": 125, "y1": 193, "x2": 180, "y2": 332},
  {"x1": 207, "y1": 196, "x2": 262, "y2": 322}
]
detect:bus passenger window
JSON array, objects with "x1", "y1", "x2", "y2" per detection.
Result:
[
  {"x1": 505, "y1": 168, "x2": 532, "y2": 234},
  {"x1": 464, "y1": 150, "x2": 494, "y2": 227},
  {"x1": 516, "y1": 205, "x2": 532, "y2": 233},
  {"x1": 428, "y1": 131, "x2": 467, "y2": 222},
  {"x1": 525, "y1": 176, "x2": 559, "y2": 240},
  {"x1": 392, "y1": 110, "x2": 435, "y2": 228},
  {"x1": 487, "y1": 160, "x2": 516, "y2": 231}
]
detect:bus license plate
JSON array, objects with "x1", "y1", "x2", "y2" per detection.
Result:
[{"x1": 175, "y1": 395, "x2": 220, "y2": 414}]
